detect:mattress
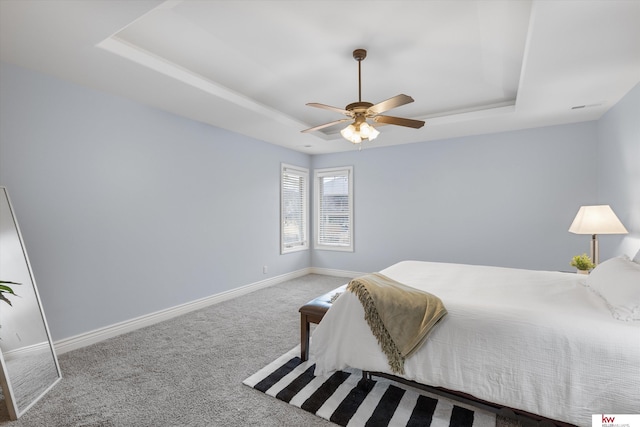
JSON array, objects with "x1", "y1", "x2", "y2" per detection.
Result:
[{"x1": 310, "y1": 260, "x2": 640, "y2": 426}]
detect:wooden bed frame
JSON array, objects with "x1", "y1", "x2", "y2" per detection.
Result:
[{"x1": 363, "y1": 371, "x2": 576, "y2": 427}]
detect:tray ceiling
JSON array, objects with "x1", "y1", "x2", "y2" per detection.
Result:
[{"x1": 1, "y1": 0, "x2": 639, "y2": 154}]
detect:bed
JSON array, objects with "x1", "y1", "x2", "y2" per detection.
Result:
[{"x1": 310, "y1": 257, "x2": 640, "y2": 426}]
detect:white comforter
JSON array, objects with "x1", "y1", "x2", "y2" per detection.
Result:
[{"x1": 311, "y1": 261, "x2": 640, "y2": 426}]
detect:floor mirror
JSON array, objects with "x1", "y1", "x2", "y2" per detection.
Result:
[{"x1": 0, "y1": 186, "x2": 61, "y2": 420}]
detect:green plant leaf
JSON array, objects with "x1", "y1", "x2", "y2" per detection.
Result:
[
  {"x1": 570, "y1": 253, "x2": 594, "y2": 270},
  {"x1": 0, "y1": 284, "x2": 17, "y2": 294}
]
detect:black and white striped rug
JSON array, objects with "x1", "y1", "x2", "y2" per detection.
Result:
[{"x1": 243, "y1": 347, "x2": 495, "y2": 427}]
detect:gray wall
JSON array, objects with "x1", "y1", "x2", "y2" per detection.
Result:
[
  {"x1": 312, "y1": 123, "x2": 600, "y2": 273},
  {"x1": 596, "y1": 83, "x2": 640, "y2": 259},
  {"x1": 0, "y1": 62, "x2": 311, "y2": 341},
  {"x1": 1, "y1": 61, "x2": 638, "y2": 343}
]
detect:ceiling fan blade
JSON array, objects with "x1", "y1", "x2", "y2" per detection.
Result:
[
  {"x1": 301, "y1": 118, "x2": 351, "y2": 133},
  {"x1": 306, "y1": 103, "x2": 353, "y2": 116},
  {"x1": 367, "y1": 94, "x2": 414, "y2": 115},
  {"x1": 374, "y1": 115, "x2": 425, "y2": 129}
]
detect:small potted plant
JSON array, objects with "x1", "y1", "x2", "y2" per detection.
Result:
[
  {"x1": 570, "y1": 254, "x2": 595, "y2": 274},
  {"x1": 0, "y1": 280, "x2": 20, "y2": 306}
]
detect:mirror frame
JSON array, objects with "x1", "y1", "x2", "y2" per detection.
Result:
[{"x1": 0, "y1": 186, "x2": 61, "y2": 420}]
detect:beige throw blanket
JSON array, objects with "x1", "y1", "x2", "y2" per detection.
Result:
[{"x1": 347, "y1": 273, "x2": 447, "y2": 374}]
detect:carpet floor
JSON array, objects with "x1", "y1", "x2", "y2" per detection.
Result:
[{"x1": 0, "y1": 274, "x2": 522, "y2": 426}]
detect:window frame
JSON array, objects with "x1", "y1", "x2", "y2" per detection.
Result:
[
  {"x1": 280, "y1": 163, "x2": 309, "y2": 254},
  {"x1": 314, "y1": 166, "x2": 354, "y2": 252}
]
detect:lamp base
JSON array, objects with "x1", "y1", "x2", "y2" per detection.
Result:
[{"x1": 590, "y1": 234, "x2": 599, "y2": 266}]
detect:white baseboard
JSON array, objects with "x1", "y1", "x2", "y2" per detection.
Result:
[
  {"x1": 309, "y1": 267, "x2": 365, "y2": 278},
  {"x1": 54, "y1": 268, "x2": 312, "y2": 355},
  {"x1": 3, "y1": 341, "x2": 50, "y2": 362}
]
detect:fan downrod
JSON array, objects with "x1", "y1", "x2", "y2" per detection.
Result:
[{"x1": 352, "y1": 49, "x2": 367, "y2": 102}]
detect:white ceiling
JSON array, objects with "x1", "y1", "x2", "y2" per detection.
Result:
[{"x1": 1, "y1": 0, "x2": 639, "y2": 154}]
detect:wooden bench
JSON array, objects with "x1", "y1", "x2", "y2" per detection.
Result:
[{"x1": 298, "y1": 284, "x2": 347, "y2": 361}]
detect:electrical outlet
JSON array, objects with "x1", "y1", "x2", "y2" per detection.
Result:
[{"x1": 263, "y1": 265, "x2": 268, "y2": 274}]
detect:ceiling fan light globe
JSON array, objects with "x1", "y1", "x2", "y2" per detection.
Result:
[
  {"x1": 359, "y1": 122, "x2": 380, "y2": 141},
  {"x1": 359, "y1": 122, "x2": 372, "y2": 137},
  {"x1": 341, "y1": 124, "x2": 357, "y2": 140},
  {"x1": 350, "y1": 133, "x2": 362, "y2": 144},
  {"x1": 368, "y1": 126, "x2": 380, "y2": 140},
  {"x1": 341, "y1": 125, "x2": 361, "y2": 143}
]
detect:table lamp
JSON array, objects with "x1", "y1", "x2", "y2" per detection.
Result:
[{"x1": 568, "y1": 205, "x2": 628, "y2": 265}]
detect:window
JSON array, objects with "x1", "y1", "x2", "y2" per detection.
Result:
[
  {"x1": 315, "y1": 166, "x2": 353, "y2": 252},
  {"x1": 281, "y1": 164, "x2": 309, "y2": 254}
]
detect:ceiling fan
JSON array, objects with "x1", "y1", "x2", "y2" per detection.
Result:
[{"x1": 302, "y1": 49, "x2": 425, "y2": 144}]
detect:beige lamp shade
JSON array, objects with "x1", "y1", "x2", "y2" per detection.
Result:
[
  {"x1": 569, "y1": 205, "x2": 627, "y2": 266},
  {"x1": 569, "y1": 205, "x2": 628, "y2": 235}
]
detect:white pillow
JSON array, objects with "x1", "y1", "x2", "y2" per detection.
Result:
[
  {"x1": 586, "y1": 255, "x2": 640, "y2": 321},
  {"x1": 633, "y1": 249, "x2": 640, "y2": 264}
]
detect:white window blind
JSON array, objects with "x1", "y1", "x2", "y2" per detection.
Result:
[
  {"x1": 315, "y1": 166, "x2": 353, "y2": 252},
  {"x1": 281, "y1": 164, "x2": 309, "y2": 254}
]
